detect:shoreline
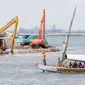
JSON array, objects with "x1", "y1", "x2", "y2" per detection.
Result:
[{"x1": 17, "y1": 33, "x2": 85, "y2": 36}]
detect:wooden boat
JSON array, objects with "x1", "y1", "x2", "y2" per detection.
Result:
[
  {"x1": 57, "y1": 54, "x2": 85, "y2": 73},
  {"x1": 38, "y1": 66, "x2": 85, "y2": 73},
  {"x1": 57, "y1": 67, "x2": 85, "y2": 73},
  {"x1": 37, "y1": 54, "x2": 85, "y2": 73},
  {"x1": 37, "y1": 6, "x2": 85, "y2": 73}
]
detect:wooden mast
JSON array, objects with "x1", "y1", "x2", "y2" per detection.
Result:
[
  {"x1": 60, "y1": 6, "x2": 76, "y2": 66},
  {"x1": 43, "y1": 9, "x2": 45, "y2": 39}
]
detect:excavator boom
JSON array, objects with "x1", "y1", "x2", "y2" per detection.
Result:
[
  {"x1": 0, "y1": 16, "x2": 18, "y2": 53},
  {"x1": 43, "y1": 9, "x2": 45, "y2": 39},
  {"x1": 38, "y1": 9, "x2": 45, "y2": 39}
]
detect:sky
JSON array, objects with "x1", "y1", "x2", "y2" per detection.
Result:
[{"x1": 0, "y1": 0, "x2": 85, "y2": 31}]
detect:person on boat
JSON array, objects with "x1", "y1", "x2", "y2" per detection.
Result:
[
  {"x1": 69, "y1": 62, "x2": 73, "y2": 68},
  {"x1": 79, "y1": 62, "x2": 83, "y2": 68},
  {"x1": 73, "y1": 61, "x2": 78, "y2": 68},
  {"x1": 58, "y1": 58, "x2": 60, "y2": 67},
  {"x1": 84, "y1": 62, "x2": 85, "y2": 68},
  {"x1": 42, "y1": 52, "x2": 46, "y2": 65}
]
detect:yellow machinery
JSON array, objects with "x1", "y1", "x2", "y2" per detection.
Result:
[
  {"x1": 0, "y1": 37, "x2": 6, "y2": 51},
  {"x1": 0, "y1": 16, "x2": 18, "y2": 54}
]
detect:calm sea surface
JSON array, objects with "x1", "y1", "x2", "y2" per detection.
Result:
[
  {"x1": 0, "y1": 36, "x2": 85, "y2": 85},
  {"x1": 46, "y1": 35, "x2": 85, "y2": 54}
]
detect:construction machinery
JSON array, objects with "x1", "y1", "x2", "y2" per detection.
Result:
[
  {"x1": 0, "y1": 36, "x2": 7, "y2": 51},
  {"x1": 16, "y1": 9, "x2": 48, "y2": 48},
  {"x1": 31, "y1": 9, "x2": 48, "y2": 48},
  {"x1": 0, "y1": 16, "x2": 18, "y2": 54},
  {"x1": 16, "y1": 35, "x2": 38, "y2": 46}
]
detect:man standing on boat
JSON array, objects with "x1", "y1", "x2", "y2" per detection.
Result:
[
  {"x1": 58, "y1": 58, "x2": 60, "y2": 67},
  {"x1": 42, "y1": 52, "x2": 46, "y2": 65}
]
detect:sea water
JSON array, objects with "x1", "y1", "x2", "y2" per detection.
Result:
[
  {"x1": 47, "y1": 35, "x2": 85, "y2": 54},
  {"x1": 0, "y1": 36, "x2": 85, "y2": 85}
]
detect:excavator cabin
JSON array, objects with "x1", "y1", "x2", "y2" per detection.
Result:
[
  {"x1": 0, "y1": 33, "x2": 7, "y2": 51},
  {"x1": 0, "y1": 37, "x2": 6, "y2": 51}
]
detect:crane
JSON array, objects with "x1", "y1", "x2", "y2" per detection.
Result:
[{"x1": 0, "y1": 16, "x2": 18, "y2": 54}]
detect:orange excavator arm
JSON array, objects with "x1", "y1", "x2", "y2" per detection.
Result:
[
  {"x1": 0, "y1": 16, "x2": 18, "y2": 53},
  {"x1": 38, "y1": 9, "x2": 45, "y2": 39},
  {"x1": 32, "y1": 9, "x2": 46, "y2": 46}
]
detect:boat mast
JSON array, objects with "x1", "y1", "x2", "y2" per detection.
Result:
[
  {"x1": 60, "y1": 6, "x2": 76, "y2": 66},
  {"x1": 43, "y1": 9, "x2": 45, "y2": 39}
]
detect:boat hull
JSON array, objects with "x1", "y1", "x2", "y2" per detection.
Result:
[
  {"x1": 37, "y1": 64, "x2": 58, "y2": 72},
  {"x1": 57, "y1": 67, "x2": 85, "y2": 73},
  {"x1": 37, "y1": 64, "x2": 85, "y2": 73}
]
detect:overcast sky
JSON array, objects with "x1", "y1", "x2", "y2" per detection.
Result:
[{"x1": 0, "y1": 0, "x2": 85, "y2": 31}]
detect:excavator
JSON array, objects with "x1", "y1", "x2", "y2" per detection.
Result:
[
  {"x1": 31, "y1": 9, "x2": 48, "y2": 48},
  {"x1": 0, "y1": 16, "x2": 18, "y2": 54},
  {"x1": 16, "y1": 9, "x2": 48, "y2": 48}
]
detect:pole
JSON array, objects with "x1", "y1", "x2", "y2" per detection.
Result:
[{"x1": 60, "y1": 6, "x2": 77, "y2": 66}]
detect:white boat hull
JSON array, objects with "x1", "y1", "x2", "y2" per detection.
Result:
[{"x1": 37, "y1": 64, "x2": 58, "y2": 72}]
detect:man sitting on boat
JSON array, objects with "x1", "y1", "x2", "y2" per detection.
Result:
[
  {"x1": 79, "y1": 62, "x2": 83, "y2": 68},
  {"x1": 68, "y1": 62, "x2": 73, "y2": 68},
  {"x1": 73, "y1": 61, "x2": 78, "y2": 68}
]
